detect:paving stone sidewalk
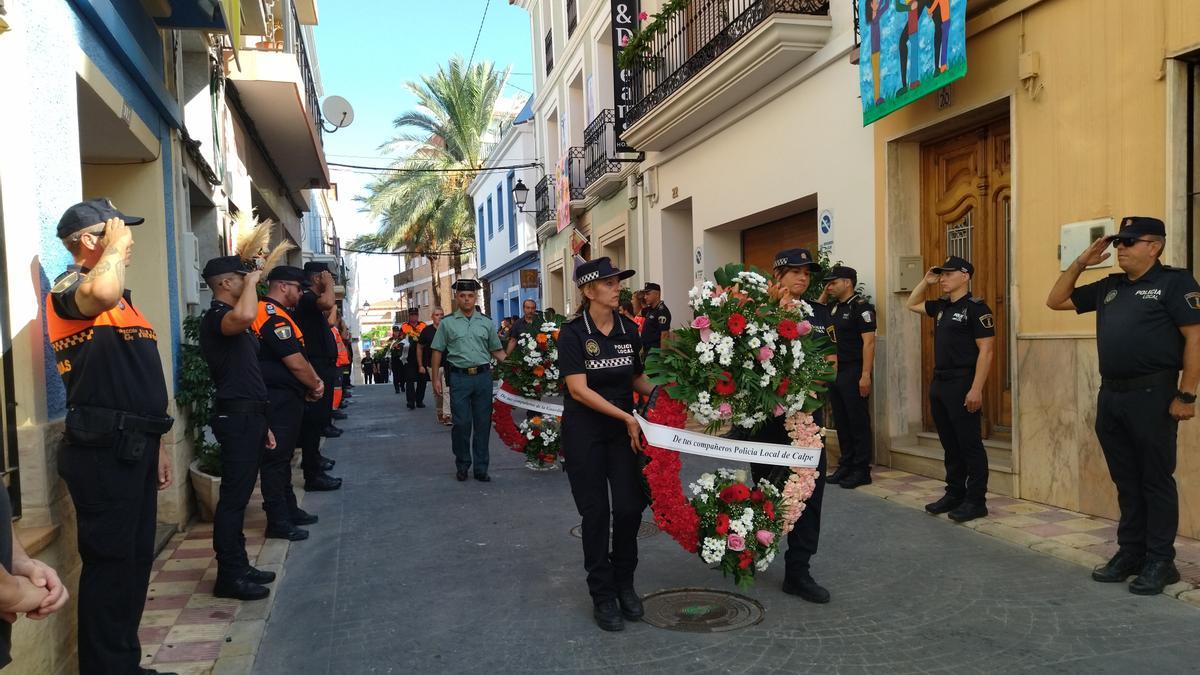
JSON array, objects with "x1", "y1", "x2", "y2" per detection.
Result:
[{"x1": 251, "y1": 385, "x2": 1200, "y2": 674}]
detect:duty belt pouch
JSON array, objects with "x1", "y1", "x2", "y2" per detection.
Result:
[
  {"x1": 115, "y1": 428, "x2": 149, "y2": 465},
  {"x1": 63, "y1": 407, "x2": 119, "y2": 447}
]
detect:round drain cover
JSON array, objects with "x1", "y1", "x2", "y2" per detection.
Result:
[
  {"x1": 641, "y1": 588, "x2": 765, "y2": 633},
  {"x1": 569, "y1": 521, "x2": 658, "y2": 539}
]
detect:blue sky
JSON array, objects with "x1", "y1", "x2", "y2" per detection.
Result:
[{"x1": 313, "y1": 0, "x2": 534, "y2": 298}]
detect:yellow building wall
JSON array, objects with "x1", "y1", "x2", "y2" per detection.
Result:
[{"x1": 871, "y1": 0, "x2": 1200, "y2": 535}]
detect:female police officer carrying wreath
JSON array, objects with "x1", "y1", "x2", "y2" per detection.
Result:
[{"x1": 557, "y1": 257, "x2": 657, "y2": 632}]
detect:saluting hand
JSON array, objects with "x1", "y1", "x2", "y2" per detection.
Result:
[
  {"x1": 1076, "y1": 236, "x2": 1111, "y2": 268},
  {"x1": 244, "y1": 269, "x2": 263, "y2": 288},
  {"x1": 1170, "y1": 398, "x2": 1196, "y2": 422},
  {"x1": 922, "y1": 269, "x2": 940, "y2": 286}
]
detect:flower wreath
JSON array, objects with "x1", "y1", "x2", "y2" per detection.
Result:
[{"x1": 492, "y1": 319, "x2": 564, "y2": 469}]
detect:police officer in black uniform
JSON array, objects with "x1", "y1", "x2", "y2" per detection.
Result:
[
  {"x1": 253, "y1": 266, "x2": 325, "y2": 541},
  {"x1": 639, "y1": 282, "x2": 671, "y2": 355},
  {"x1": 199, "y1": 256, "x2": 278, "y2": 601},
  {"x1": 744, "y1": 248, "x2": 836, "y2": 603},
  {"x1": 47, "y1": 199, "x2": 176, "y2": 674},
  {"x1": 906, "y1": 255, "x2": 996, "y2": 524},
  {"x1": 822, "y1": 265, "x2": 877, "y2": 489},
  {"x1": 294, "y1": 262, "x2": 342, "y2": 491},
  {"x1": 1047, "y1": 216, "x2": 1200, "y2": 594},
  {"x1": 558, "y1": 257, "x2": 656, "y2": 631}
]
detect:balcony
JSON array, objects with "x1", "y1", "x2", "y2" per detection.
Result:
[
  {"x1": 565, "y1": 146, "x2": 587, "y2": 214},
  {"x1": 226, "y1": 1, "x2": 329, "y2": 196},
  {"x1": 393, "y1": 269, "x2": 414, "y2": 291},
  {"x1": 545, "y1": 30, "x2": 554, "y2": 76},
  {"x1": 534, "y1": 174, "x2": 554, "y2": 228},
  {"x1": 622, "y1": 0, "x2": 832, "y2": 152},
  {"x1": 567, "y1": 0, "x2": 578, "y2": 37},
  {"x1": 583, "y1": 109, "x2": 638, "y2": 198}
]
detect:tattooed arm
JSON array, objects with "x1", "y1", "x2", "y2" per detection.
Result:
[{"x1": 75, "y1": 218, "x2": 133, "y2": 317}]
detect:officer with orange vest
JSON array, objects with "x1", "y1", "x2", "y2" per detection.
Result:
[
  {"x1": 332, "y1": 325, "x2": 351, "y2": 410},
  {"x1": 252, "y1": 266, "x2": 325, "y2": 541},
  {"x1": 48, "y1": 199, "x2": 174, "y2": 674}
]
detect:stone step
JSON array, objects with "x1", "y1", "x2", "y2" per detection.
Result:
[
  {"x1": 889, "y1": 436, "x2": 1014, "y2": 496},
  {"x1": 915, "y1": 431, "x2": 1013, "y2": 471}
]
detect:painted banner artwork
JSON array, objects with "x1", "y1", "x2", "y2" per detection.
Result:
[
  {"x1": 556, "y1": 155, "x2": 571, "y2": 233},
  {"x1": 634, "y1": 413, "x2": 821, "y2": 468},
  {"x1": 859, "y1": 0, "x2": 967, "y2": 125}
]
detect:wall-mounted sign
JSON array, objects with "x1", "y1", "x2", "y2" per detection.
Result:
[
  {"x1": 610, "y1": 0, "x2": 640, "y2": 153},
  {"x1": 818, "y1": 208, "x2": 834, "y2": 256},
  {"x1": 859, "y1": 0, "x2": 967, "y2": 125},
  {"x1": 520, "y1": 269, "x2": 540, "y2": 288}
]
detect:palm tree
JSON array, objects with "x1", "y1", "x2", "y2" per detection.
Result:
[{"x1": 351, "y1": 57, "x2": 512, "y2": 308}]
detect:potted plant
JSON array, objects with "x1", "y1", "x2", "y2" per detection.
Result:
[{"x1": 178, "y1": 313, "x2": 221, "y2": 521}]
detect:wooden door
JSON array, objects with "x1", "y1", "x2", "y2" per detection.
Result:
[
  {"x1": 920, "y1": 119, "x2": 1011, "y2": 438},
  {"x1": 741, "y1": 209, "x2": 817, "y2": 274}
]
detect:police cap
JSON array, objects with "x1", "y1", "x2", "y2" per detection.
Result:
[
  {"x1": 773, "y1": 248, "x2": 819, "y2": 271},
  {"x1": 202, "y1": 256, "x2": 250, "y2": 279},
  {"x1": 266, "y1": 266, "x2": 311, "y2": 286},
  {"x1": 931, "y1": 255, "x2": 974, "y2": 277},
  {"x1": 57, "y1": 198, "x2": 144, "y2": 238},
  {"x1": 452, "y1": 278, "x2": 482, "y2": 292},
  {"x1": 407, "y1": 307, "x2": 420, "y2": 316},
  {"x1": 1109, "y1": 216, "x2": 1166, "y2": 241},
  {"x1": 575, "y1": 257, "x2": 636, "y2": 287},
  {"x1": 827, "y1": 265, "x2": 858, "y2": 285},
  {"x1": 643, "y1": 282, "x2": 661, "y2": 292},
  {"x1": 303, "y1": 261, "x2": 330, "y2": 276}
]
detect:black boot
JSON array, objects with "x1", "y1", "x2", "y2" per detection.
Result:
[
  {"x1": 304, "y1": 474, "x2": 342, "y2": 491},
  {"x1": 265, "y1": 525, "x2": 309, "y2": 541},
  {"x1": 781, "y1": 575, "x2": 830, "y2": 604},
  {"x1": 244, "y1": 567, "x2": 276, "y2": 584},
  {"x1": 947, "y1": 501, "x2": 988, "y2": 523},
  {"x1": 291, "y1": 508, "x2": 319, "y2": 525},
  {"x1": 593, "y1": 599, "x2": 625, "y2": 631},
  {"x1": 924, "y1": 494, "x2": 963, "y2": 515},
  {"x1": 839, "y1": 469, "x2": 872, "y2": 489},
  {"x1": 1092, "y1": 549, "x2": 1145, "y2": 583},
  {"x1": 827, "y1": 466, "x2": 850, "y2": 485},
  {"x1": 1129, "y1": 560, "x2": 1180, "y2": 595},
  {"x1": 617, "y1": 587, "x2": 644, "y2": 620},
  {"x1": 213, "y1": 576, "x2": 270, "y2": 601}
]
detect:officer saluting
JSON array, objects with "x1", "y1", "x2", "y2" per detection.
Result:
[
  {"x1": 822, "y1": 265, "x2": 877, "y2": 489},
  {"x1": 47, "y1": 198, "x2": 175, "y2": 674},
  {"x1": 1047, "y1": 216, "x2": 1200, "y2": 595},
  {"x1": 252, "y1": 266, "x2": 325, "y2": 541},
  {"x1": 294, "y1": 262, "x2": 342, "y2": 491},
  {"x1": 199, "y1": 256, "x2": 279, "y2": 601},
  {"x1": 639, "y1": 282, "x2": 671, "y2": 354},
  {"x1": 557, "y1": 257, "x2": 655, "y2": 631},
  {"x1": 905, "y1": 255, "x2": 995, "y2": 523},
  {"x1": 430, "y1": 279, "x2": 506, "y2": 481},
  {"x1": 748, "y1": 248, "x2": 835, "y2": 604}
]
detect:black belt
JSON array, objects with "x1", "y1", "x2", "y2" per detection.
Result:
[
  {"x1": 934, "y1": 367, "x2": 974, "y2": 380},
  {"x1": 448, "y1": 364, "x2": 491, "y2": 375},
  {"x1": 214, "y1": 399, "x2": 269, "y2": 415},
  {"x1": 1101, "y1": 370, "x2": 1178, "y2": 392},
  {"x1": 66, "y1": 406, "x2": 174, "y2": 435}
]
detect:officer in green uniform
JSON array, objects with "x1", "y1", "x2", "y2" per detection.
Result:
[
  {"x1": 430, "y1": 279, "x2": 506, "y2": 481},
  {"x1": 1047, "y1": 216, "x2": 1200, "y2": 595}
]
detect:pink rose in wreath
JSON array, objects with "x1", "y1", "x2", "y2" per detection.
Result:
[{"x1": 727, "y1": 533, "x2": 746, "y2": 551}]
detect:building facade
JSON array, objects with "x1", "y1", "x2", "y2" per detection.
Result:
[{"x1": 470, "y1": 99, "x2": 543, "y2": 328}]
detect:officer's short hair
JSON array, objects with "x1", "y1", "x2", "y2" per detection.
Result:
[
  {"x1": 204, "y1": 271, "x2": 239, "y2": 288},
  {"x1": 62, "y1": 224, "x2": 106, "y2": 256},
  {"x1": 1149, "y1": 234, "x2": 1166, "y2": 258}
]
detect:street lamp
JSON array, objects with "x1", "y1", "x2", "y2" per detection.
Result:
[{"x1": 512, "y1": 179, "x2": 534, "y2": 213}]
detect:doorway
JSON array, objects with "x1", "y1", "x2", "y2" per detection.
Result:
[
  {"x1": 920, "y1": 118, "x2": 1011, "y2": 439},
  {"x1": 741, "y1": 209, "x2": 818, "y2": 274}
]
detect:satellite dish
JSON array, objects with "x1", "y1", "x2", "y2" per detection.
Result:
[{"x1": 321, "y1": 96, "x2": 355, "y2": 129}]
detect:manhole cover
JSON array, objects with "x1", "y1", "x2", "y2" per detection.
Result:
[
  {"x1": 569, "y1": 521, "x2": 658, "y2": 539},
  {"x1": 641, "y1": 588, "x2": 765, "y2": 633}
]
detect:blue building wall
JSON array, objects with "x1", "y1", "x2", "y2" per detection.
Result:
[{"x1": 484, "y1": 254, "x2": 541, "y2": 329}]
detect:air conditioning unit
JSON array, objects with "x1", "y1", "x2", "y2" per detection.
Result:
[{"x1": 182, "y1": 233, "x2": 201, "y2": 306}]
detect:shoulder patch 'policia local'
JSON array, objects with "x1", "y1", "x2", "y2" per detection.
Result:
[
  {"x1": 274, "y1": 325, "x2": 293, "y2": 340},
  {"x1": 1187, "y1": 292, "x2": 1200, "y2": 310},
  {"x1": 980, "y1": 314, "x2": 994, "y2": 329}
]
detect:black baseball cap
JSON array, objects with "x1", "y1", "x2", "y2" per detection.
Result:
[
  {"x1": 201, "y1": 256, "x2": 250, "y2": 278},
  {"x1": 576, "y1": 257, "x2": 636, "y2": 287},
  {"x1": 303, "y1": 261, "x2": 330, "y2": 275},
  {"x1": 266, "y1": 265, "x2": 311, "y2": 286},
  {"x1": 643, "y1": 282, "x2": 661, "y2": 292},
  {"x1": 452, "y1": 278, "x2": 482, "y2": 292},
  {"x1": 56, "y1": 198, "x2": 144, "y2": 238},
  {"x1": 407, "y1": 307, "x2": 420, "y2": 315},
  {"x1": 1108, "y1": 216, "x2": 1166, "y2": 241},
  {"x1": 826, "y1": 265, "x2": 858, "y2": 285},
  {"x1": 931, "y1": 255, "x2": 974, "y2": 276},
  {"x1": 774, "y1": 248, "x2": 819, "y2": 270}
]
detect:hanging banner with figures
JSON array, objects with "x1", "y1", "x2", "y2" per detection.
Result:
[
  {"x1": 859, "y1": 0, "x2": 967, "y2": 125},
  {"x1": 610, "y1": 0, "x2": 640, "y2": 153},
  {"x1": 556, "y1": 156, "x2": 571, "y2": 233}
]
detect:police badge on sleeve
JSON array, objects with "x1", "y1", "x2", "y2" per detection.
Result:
[{"x1": 274, "y1": 325, "x2": 293, "y2": 340}]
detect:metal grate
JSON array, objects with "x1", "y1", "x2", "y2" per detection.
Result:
[
  {"x1": 534, "y1": 174, "x2": 553, "y2": 226},
  {"x1": 570, "y1": 521, "x2": 658, "y2": 539},
  {"x1": 545, "y1": 29, "x2": 554, "y2": 75},
  {"x1": 947, "y1": 212, "x2": 972, "y2": 261},
  {"x1": 566, "y1": 147, "x2": 586, "y2": 201}
]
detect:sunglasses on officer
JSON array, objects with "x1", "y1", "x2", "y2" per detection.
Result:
[{"x1": 1110, "y1": 237, "x2": 1155, "y2": 249}]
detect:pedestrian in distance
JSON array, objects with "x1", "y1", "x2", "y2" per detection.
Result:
[
  {"x1": 821, "y1": 265, "x2": 877, "y2": 489},
  {"x1": 745, "y1": 248, "x2": 836, "y2": 604},
  {"x1": 905, "y1": 255, "x2": 995, "y2": 523},
  {"x1": 399, "y1": 308, "x2": 428, "y2": 409},
  {"x1": 293, "y1": 262, "x2": 343, "y2": 491},
  {"x1": 1046, "y1": 217, "x2": 1200, "y2": 595},
  {"x1": 506, "y1": 298, "x2": 541, "y2": 356},
  {"x1": 389, "y1": 324, "x2": 407, "y2": 395},
  {"x1": 362, "y1": 352, "x2": 375, "y2": 384},
  {"x1": 417, "y1": 308, "x2": 451, "y2": 425},
  {"x1": 199, "y1": 256, "x2": 279, "y2": 601},
  {"x1": 47, "y1": 198, "x2": 175, "y2": 674},
  {"x1": 557, "y1": 257, "x2": 656, "y2": 632},
  {"x1": 639, "y1": 282, "x2": 672, "y2": 356},
  {"x1": 251, "y1": 266, "x2": 325, "y2": 542},
  {"x1": 431, "y1": 279, "x2": 506, "y2": 481}
]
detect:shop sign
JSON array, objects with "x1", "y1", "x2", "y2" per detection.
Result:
[{"x1": 610, "y1": 0, "x2": 639, "y2": 152}]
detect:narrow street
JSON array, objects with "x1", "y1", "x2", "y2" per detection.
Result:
[{"x1": 255, "y1": 385, "x2": 1200, "y2": 674}]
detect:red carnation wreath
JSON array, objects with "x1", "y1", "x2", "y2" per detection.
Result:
[
  {"x1": 641, "y1": 391, "x2": 701, "y2": 552},
  {"x1": 492, "y1": 382, "x2": 528, "y2": 454}
]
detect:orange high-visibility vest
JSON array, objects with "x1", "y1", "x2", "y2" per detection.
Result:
[
  {"x1": 251, "y1": 300, "x2": 306, "y2": 346},
  {"x1": 334, "y1": 327, "x2": 350, "y2": 367}
]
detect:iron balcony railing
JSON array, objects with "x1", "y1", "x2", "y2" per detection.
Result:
[
  {"x1": 545, "y1": 30, "x2": 555, "y2": 75},
  {"x1": 534, "y1": 174, "x2": 553, "y2": 225},
  {"x1": 584, "y1": 109, "x2": 624, "y2": 187},
  {"x1": 626, "y1": 0, "x2": 831, "y2": 127},
  {"x1": 567, "y1": 0, "x2": 578, "y2": 37},
  {"x1": 566, "y1": 147, "x2": 586, "y2": 200},
  {"x1": 291, "y1": 3, "x2": 324, "y2": 146}
]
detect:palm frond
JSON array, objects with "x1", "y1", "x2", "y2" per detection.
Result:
[
  {"x1": 233, "y1": 211, "x2": 273, "y2": 262},
  {"x1": 263, "y1": 240, "x2": 296, "y2": 274}
]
